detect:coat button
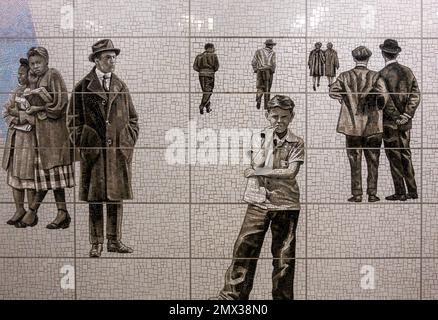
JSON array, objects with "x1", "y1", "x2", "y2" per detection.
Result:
[{"x1": 107, "y1": 139, "x2": 112, "y2": 146}]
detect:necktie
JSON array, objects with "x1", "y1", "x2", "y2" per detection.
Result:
[{"x1": 103, "y1": 74, "x2": 110, "y2": 92}]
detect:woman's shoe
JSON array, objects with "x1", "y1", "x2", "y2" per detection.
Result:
[
  {"x1": 46, "y1": 210, "x2": 71, "y2": 229},
  {"x1": 15, "y1": 210, "x2": 38, "y2": 228},
  {"x1": 6, "y1": 210, "x2": 27, "y2": 225}
]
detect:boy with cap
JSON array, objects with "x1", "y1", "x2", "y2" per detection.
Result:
[
  {"x1": 252, "y1": 39, "x2": 277, "y2": 109},
  {"x1": 329, "y1": 46, "x2": 392, "y2": 203},
  {"x1": 378, "y1": 39, "x2": 420, "y2": 201},
  {"x1": 216, "y1": 95, "x2": 304, "y2": 300}
]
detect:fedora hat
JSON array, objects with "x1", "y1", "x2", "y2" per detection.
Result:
[
  {"x1": 88, "y1": 39, "x2": 121, "y2": 62},
  {"x1": 379, "y1": 39, "x2": 401, "y2": 54},
  {"x1": 264, "y1": 39, "x2": 277, "y2": 46}
]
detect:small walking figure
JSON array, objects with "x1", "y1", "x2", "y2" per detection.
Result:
[
  {"x1": 308, "y1": 42, "x2": 326, "y2": 91},
  {"x1": 193, "y1": 43, "x2": 219, "y2": 114},
  {"x1": 252, "y1": 39, "x2": 277, "y2": 109},
  {"x1": 324, "y1": 42, "x2": 339, "y2": 87}
]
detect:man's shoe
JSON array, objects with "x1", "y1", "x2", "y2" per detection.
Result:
[
  {"x1": 205, "y1": 102, "x2": 212, "y2": 113},
  {"x1": 348, "y1": 195, "x2": 362, "y2": 202},
  {"x1": 407, "y1": 193, "x2": 418, "y2": 200},
  {"x1": 385, "y1": 194, "x2": 407, "y2": 201},
  {"x1": 107, "y1": 240, "x2": 133, "y2": 254},
  {"x1": 89, "y1": 244, "x2": 103, "y2": 258},
  {"x1": 368, "y1": 195, "x2": 380, "y2": 202},
  {"x1": 199, "y1": 107, "x2": 204, "y2": 114},
  {"x1": 256, "y1": 102, "x2": 261, "y2": 109},
  {"x1": 313, "y1": 84, "x2": 316, "y2": 91}
]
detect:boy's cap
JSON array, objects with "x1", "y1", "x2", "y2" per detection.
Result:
[{"x1": 267, "y1": 95, "x2": 295, "y2": 111}]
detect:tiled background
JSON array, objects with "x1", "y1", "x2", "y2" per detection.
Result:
[{"x1": 0, "y1": 0, "x2": 436, "y2": 300}]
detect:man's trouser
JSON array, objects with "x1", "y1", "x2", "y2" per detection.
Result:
[
  {"x1": 219, "y1": 204, "x2": 300, "y2": 300},
  {"x1": 383, "y1": 127, "x2": 417, "y2": 195},
  {"x1": 89, "y1": 202, "x2": 123, "y2": 244},
  {"x1": 346, "y1": 134, "x2": 382, "y2": 196},
  {"x1": 199, "y1": 75, "x2": 215, "y2": 107},
  {"x1": 256, "y1": 69, "x2": 273, "y2": 109}
]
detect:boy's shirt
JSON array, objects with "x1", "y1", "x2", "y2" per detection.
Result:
[{"x1": 250, "y1": 127, "x2": 305, "y2": 211}]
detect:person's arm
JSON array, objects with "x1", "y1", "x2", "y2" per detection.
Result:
[
  {"x1": 44, "y1": 70, "x2": 69, "y2": 120},
  {"x1": 125, "y1": 88, "x2": 139, "y2": 145},
  {"x1": 3, "y1": 92, "x2": 19, "y2": 126},
  {"x1": 193, "y1": 55, "x2": 200, "y2": 72},
  {"x1": 329, "y1": 75, "x2": 345, "y2": 101},
  {"x1": 250, "y1": 139, "x2": 305, "y2": 179},
  {"x1": 214, "y1": 54, "x2": 219, "y2": 72},
  {"x1": 252, "y1": 161, "x2": 302, "y2": 179},
  {"x1": 271, "y1": 52, "x2": 276, "y2": 73},
  {"x1": 335, "y1": 51, "x2": 340, "y2": 69},
  {"x1": 404, "y1": 73, "x2": 421, "y2": 119},
  {"x1": 251, "y1": 51, "x2": 258, "y2": 73},
  {"x1": 67, "y1": 84, "x2": 84, "y2": 148},
  {"x1": 374, "y1": 77, "x2": 389, "y2": 110}
]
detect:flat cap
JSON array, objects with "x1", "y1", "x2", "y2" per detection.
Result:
[
  {"x1": 352, "y1": 46, "x2": 372, "y2": 61},
  {"x1": 267, "y1": 95, "x2": 295, "y2": 111}
]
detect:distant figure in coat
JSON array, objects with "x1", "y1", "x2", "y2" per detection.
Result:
[
  {"x1": 329, "y1": 46, "x2": 396, "y2": 203},
  {"x1": 379, "y1": 39, "x2": 421, "y2": 201},
  {"x1": 69, "y1": 39, "x2": 139, "y2": 258},
  {"x1": 252, "y1": 39, "x2": 277, "y2": 109},
  {"x1": 324, "y1": 42, "x2": 339, "y2": 86},
  {"x1": 193, "y1": 43, "x2": 219, "y2": 114},
  {"x1": 308, "y1": 42, "x2": 325, "y2": 91}
]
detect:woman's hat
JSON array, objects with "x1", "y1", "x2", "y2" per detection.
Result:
[
  {"x1": 89, "y1": 39, "x2": 121, "y2": 62},
  {"x1": 379, "y1": 39, "x2": 402, "y2": 54}
]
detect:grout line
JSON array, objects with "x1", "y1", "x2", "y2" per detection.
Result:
[
  {"x1": 0, "y1": 36, "x2": 435, "y2": 40},
  {"x1": 72, "y1": 0, "x2": 77, "y2": 301},
  {"x1": 0, "y1": 201, "x2": 432, "y2": 205},
  {"x1": 420, "y1": 0, "x2": 424, "y2": 300},
  {"x1": 188, "y1": 0, "x2": 192, "y2": 301},
  {"x1": 305, "y1": 0, "x2": 308, "y2": 300},
  {"x1": 0, "y1": 256, "x2": 432, "y2": 260}
]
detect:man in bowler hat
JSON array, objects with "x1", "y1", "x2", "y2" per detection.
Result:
[
  {"x1": 379, "y1": 39, "x2": 420, "y2": 201},
  {"x1": 68, "y1": 39, "x2": 139, "y2": 257},
  {"x1": 252, "y1": 39, "x2": 277, "y2": 109}
]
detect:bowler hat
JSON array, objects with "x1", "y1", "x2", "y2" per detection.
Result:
[
  {"x1": 265, "y1": 39, "x2": 277, "y2": 46},
  {"x1": 88, "y1": 39, "x2": 121, "y2": 62},
  {"x1": 379, "y1": 39, "x2": 401, "y2": 54}
]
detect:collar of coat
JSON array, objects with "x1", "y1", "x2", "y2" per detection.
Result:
[{"x1": 85, "y1": 66, "x2": 124, "y2": 101}]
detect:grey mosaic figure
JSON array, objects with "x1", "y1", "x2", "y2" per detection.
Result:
[
  {"x1": 329, "y1": 46, "x2": 396, "y2": 203},
  {"x1": 193, "y1": 43, "x2": 219, "y2": 114},
  {"x1": 15, "y1": 47, "x2": 74, "y2": 229},
  {"x1": 308, "y1": 42, "x2": 326, "y2": 91},
  {"x1": 378, "y1": 39, "x2": 420, "y2": 201},
  {"x1": 3, "y1": 58, "x2": 37, "y2": 226},
  {"x1": 68, "y1": 39, "x2": 139, "y2": 258},
  {"x1": 252, "y1": 39, "x2": 277, "y2": 109},
  {"x1": 216, "y1": 95, "x2": 304, "y2": 300},
  {"x1": 324, "y1": 42, "x2": 339, "y2": 86}
]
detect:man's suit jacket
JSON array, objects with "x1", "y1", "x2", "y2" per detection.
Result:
[
  {"x1": 329, "y1": 66, "x2": 389, "y2": 137},
  {"x1": 379, "y1": 62, "x2": 421, "y2": 131}
]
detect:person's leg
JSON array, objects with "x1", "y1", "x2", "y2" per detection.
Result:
[
  {"x1": 263, "y1": 70, "x2": 272, "y2": 109},
  {"x1": 219, "y1": 204, "x2": 271, "y2": 300},
  {"x1": 270, "y1": 210, "x2": 300, "y2": 300},
  {"x1": 7, "y1": 188, "x2": 26, "y2": 223},
  {"x1": 399, "y1": 130, "x2": 417, "y2": 196},
  {"x1": 106, "y1": 202, "x2": 132, "y2": 253},
  {"x1": 363, "y1": 134, "x2": 382, "y2": 197},
  {"x1": 346, "y1": 135, "x2": 363, "y2": 199},
  {"x1": 256, "y1": 71, "x2": 264, "y2": 108},
  {"x1": 312, "y1": 77, "x2": 316, "y2": 91},
  {"x1": 317, "y1": 76, "x2": 321, "y2": 87},
  {"x1": 383, "y1": 127, "x2": 407, "y2": 196},
  {"x1": 106, "y1": 202, "x2": 122, "y2": 242},
  {"x1": 203, "y1": 76, "x2": 214, "y2": 112},
  {"x1": 89, "y1": 203, "x2": 104, "y2": 245},
  {"x1": 18, "y1": 190, "x2": 48, "y2": 225},
  {"x1": 45, "y1": 189, "x2": 71, "y2": 228},
  {"x1": 26, "y1": 189, "x2": 36, "y2": 210},
  {"x1": 199, "y1": 76, "x2": 206, "y2": 114}
]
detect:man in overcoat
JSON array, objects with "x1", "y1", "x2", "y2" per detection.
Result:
[
  {"x1": 68, "y1": 39, "x2": 139, "y2": 257},
  {"x1": 329, "y1": 46, "x2": 394, "y2": 202}
]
